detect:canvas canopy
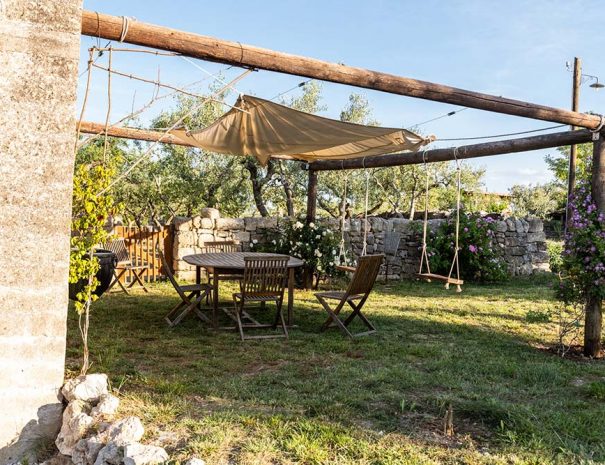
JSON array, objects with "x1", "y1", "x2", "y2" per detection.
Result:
[{"x1": 172, "y1": 95, "x2": 433, "y2": 166}]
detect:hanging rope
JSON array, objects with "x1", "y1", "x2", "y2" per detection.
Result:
[
  {"x1": 102, "y1": 47, "x2": 113, "y2": 163},
  {"x1": 361, "y1": 158, "x2": 370, "y2": 257},
  {"x1": 97, "y1": 69, "x2": 253, "y2": 195},
  {"x1": 338, "y1": 163, "x2": 350, "y2": 264},
  {"x1": 418, "y1": 149, "x2": 431, "y2": 275},
  {"x1": 446, "y1": 148, "x2": 463, "y2": 292}
]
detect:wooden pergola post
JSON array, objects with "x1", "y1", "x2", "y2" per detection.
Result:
[
  {"x1": 585, "y1": 133, "x2": 605, "y2": 357},
  {"x1": 306, "y1": 167, "x2": 318, "y2": 223}
]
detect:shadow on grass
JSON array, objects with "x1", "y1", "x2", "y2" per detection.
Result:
[{"x1": 66, "y1": 280, "x2": 605, "y2": 463}]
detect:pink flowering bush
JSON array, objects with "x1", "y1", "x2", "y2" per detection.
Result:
[
  {"x1": 556, "y1": 181, "x2": 605, "y2": 304},
  {"x1": 426, "y1": 212, "x2": 508, "y2": 282}
]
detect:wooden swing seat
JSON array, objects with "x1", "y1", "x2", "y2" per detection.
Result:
[{"x1": 415, "y1": 272, "x2": 464, "y2": 286}]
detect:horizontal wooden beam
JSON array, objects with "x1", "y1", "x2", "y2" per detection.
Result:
[
  {"x1": 77, "y1": 121, "x2": 294, "y2": 160},
  {"x1": 78, "y1": 121, "x2": 197, "y2": 146},
  {"x1": 81, "y1": 10, "x2": 602, "y2": 129},
  {"x1": 310, "y1": 130, "x2": 595, "y2": 171}
]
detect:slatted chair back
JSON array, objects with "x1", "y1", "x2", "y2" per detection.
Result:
[
  {"x1": 202, "y1": 240, "x2": 240, "y2": 253},
  {"x1": 384, "y1": 231, "x2": 401, "y2": 255},
  {"x1": 103, "y1": 238, "x2": 131, "y2": 265},
  {"x1": 242, "y1": 256, "x2": 289, "y2": 298},
  {"x1": 346, "y1": 254, "x2": 384, "y2": 297},
  {"x1": 156, "y1": 243, "x2": 188, "y2": 301}
]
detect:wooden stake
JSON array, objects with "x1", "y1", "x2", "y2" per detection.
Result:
[
  {"x1": 567, "y1": 57, "x2": 582, "y2": 228},
  {"x1": 585, "y1": 133, "x2": 605, "y2": 358},
  {"x1": 80, "y1": 10, "x2": 603, "y2": 129},
  {"x1": 311, "y1": 130, "x2": 594, "y2": 171}
]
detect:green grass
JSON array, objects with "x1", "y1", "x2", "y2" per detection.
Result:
[{"x1": 66, "y1": 275, "x2": 605, "y2": 464}]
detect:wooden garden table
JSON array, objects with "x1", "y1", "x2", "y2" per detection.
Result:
[{"x1": 183, "y1": 252, "x2": 304, "y2": 328}]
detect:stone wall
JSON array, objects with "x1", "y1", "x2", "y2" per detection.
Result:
[
  {"x1": 0, "y1": 0, "x2": 82, "y2": 461},
  {"x1": 172, "y1": 215, "x2": 548, "y2": 280}
]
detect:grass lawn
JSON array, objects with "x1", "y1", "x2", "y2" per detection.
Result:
[{"x1": 66, "y1": 275, "x2": 605, "y2": 465}]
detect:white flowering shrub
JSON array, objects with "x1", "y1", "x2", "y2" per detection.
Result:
[{"x1": 252, "y1": 219, "x2": 341, "y2": 283}]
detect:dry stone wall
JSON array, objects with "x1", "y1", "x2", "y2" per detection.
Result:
[{"x1": 172, "y1": 215, "x2": 548, "y2": 280}]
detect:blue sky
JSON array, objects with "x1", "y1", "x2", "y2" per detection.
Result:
[{"x1": 79, "y1": 0, "x2": 605, "y2": 192}]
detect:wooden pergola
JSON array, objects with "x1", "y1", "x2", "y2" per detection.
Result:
[{"x1": 79, "y1": 10, "x2": 605, "y2": 357}]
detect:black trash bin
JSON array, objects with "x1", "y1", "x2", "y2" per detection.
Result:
[{"x1": 69, "y1": 249, "x2": 118, "y2": 301}]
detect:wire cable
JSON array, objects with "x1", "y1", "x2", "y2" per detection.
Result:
[
  {"x1": 436, "y1": 124, "x2": 567, "y2": 142},
  {"x1": 270, "y1": 79, "x2": 312, "y2": 101},
  {"x1": 408, "y1": 107, "x2": 469, "y2": 129}
]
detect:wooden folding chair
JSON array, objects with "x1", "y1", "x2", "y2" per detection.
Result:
[
  {"x1": 232, "y1": 256, "x2": 289, "y2": 341},
  {"x1": 315, "y1": 254, "x2": 383, "y2": 338},
  {"x1": 201, "y1": 240, "x2": 243, "y2": 303},
  {"x1": 103, "y1": 238, "x2": 149, "y2": 294},
  {"x1": 157, "y1": 244, "x2": 213, "y2": 327}
]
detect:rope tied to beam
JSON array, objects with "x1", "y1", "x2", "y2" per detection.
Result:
[
  {"x1": 590, "y1": 114, "x2": 605, "y2": 138},
  {"x1": 119, "y1": 16, "x2": 135, "y2": 42}
]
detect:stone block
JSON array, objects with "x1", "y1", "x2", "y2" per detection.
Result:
[
  {"x1": 515, "y1": 219, "x2": 524, "y2": 233},
  {"x1": 192, "y1": 216, "x2": 202, "y2": 228},
  {"x1": 527, "y1": 232, "x2": 546, "y2": 243},
  {"x1": 201, "y1": 218, "x2": 214, "y2": 229},
  {"x1": 391, "y1": 218, "x2": 413, "y2": 234},
  {"x1": 233, "y1": 231, "x2": 251, "y2": 242},
  {"x1": 177, "y1": 231, "x2": 196, "y2": 247},
  {"x1": 200, "y1": 207, "x2": 220, "y2": 219},
  {"x1": 527, "y1": 217, "x2": 543, "y2": 233},
  {"x1": 173, "y1": 216, "x2": 193, "y2": 231},
  {"x1": 506, "y1": 218, "x2": 516, "y2": 231},
  {"x1": 199, "y1": 234, "x2": 215, "y2": 244},
  {"x1": 216, "y1": 218, "x2": 245, "y2": 230},
  {"x1": 369, "y1": 217, "x2": 385, "y2": 232}
]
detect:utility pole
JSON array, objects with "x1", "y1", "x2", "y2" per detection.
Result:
[{"x1": 566, "y1": 57, "x2": 582, "y2": 227}]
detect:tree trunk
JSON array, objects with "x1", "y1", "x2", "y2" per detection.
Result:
[
  {"x1": 244, "y1": 159, "x2": 270, "y2": 217},
  {"x1": 584, "y1": 295, "x2": 603, "y2": 357},
  {"x1": 278, "y1": 161, "x2": 295, "y2": 217},
  {"x1": 585, "y1": 134, "x2": 605, "y2": 357}
]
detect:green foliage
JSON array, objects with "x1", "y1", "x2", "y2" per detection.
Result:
[
  {"x1": 426, "y1": 212, "x2": 509, "y2": 282},
  {"x1": 508, "y1": 182, "x2": 565, "y2": 219},
  {"x1": 70, "y1": 140, "x2": 122, "y2": 314},
  {"x1": 253, "y1": 220, "x2": 341, "y2": 280},
  {"x1": 547, "y1": 240, "x2": 564, "y2": 274},
  {"x1": 545, "y1": 143, "x2": 592, "y2": 185},
  {"x1": 556, "y1": 180, "x2": 605, "y2": 304},
  {"x1": 70, "y1": 138, "x2": 122, "y2": 374}
]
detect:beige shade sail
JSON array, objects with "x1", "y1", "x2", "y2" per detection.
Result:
[{"x1": 171, "y1": 95, "x2": 433, "y2": 166}]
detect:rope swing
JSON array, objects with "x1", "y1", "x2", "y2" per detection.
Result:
[
  {"x1": 416, "y1": 148, "x2": 464, "y2": 292},
  {"x1": 361, "y1": 158, "x2": 370, "y2": 257}
]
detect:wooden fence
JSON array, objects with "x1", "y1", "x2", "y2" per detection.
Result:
[{"x1": 112, "y1": 225, "x2": 174, "y2": 283}]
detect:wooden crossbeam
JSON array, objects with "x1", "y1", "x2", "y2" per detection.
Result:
[
  {"x1": 80, "y1": 10, "x2": 603, "y2": 129},
  {"x1": 310, "y1": 129, "x2": 595, "y2": 171}
]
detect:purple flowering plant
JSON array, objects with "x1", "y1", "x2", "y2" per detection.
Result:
[
  {"x1": 426, "y1": 211, "x2": 508, "y2": 282},
  {"x1": 556, "y1": 180, "x2": 605, "y2": 303}
]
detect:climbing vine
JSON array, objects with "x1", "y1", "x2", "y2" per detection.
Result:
[{"x1": 70, "y1": 140, "x2": 122, "y2": 374}]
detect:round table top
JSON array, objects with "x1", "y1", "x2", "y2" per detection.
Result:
[{"x1": 183, "y1": 252, "x2": 304, "y2": 269}]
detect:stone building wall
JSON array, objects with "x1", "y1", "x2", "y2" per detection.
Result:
[
  {"x1": 0, "y1": 0, "x2": 82, "y2": 461},
  {"x1": 172, "y1": 215, "x2": 548, "y2": 281}
]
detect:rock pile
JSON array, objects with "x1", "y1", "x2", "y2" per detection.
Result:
[{"x1": 54, "y1": 374, "x2": 168, "y2": 465}]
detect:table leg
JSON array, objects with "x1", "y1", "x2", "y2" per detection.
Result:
[
  {"x1": 195, "y1": 266, "x2": 201, "y2": 310},
  {"x1": 213, "y1": 273, "x2": 220, "y2": 329},
  {"x1": 287, "y1": 268, "x2": 294, "y2": 326}
]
